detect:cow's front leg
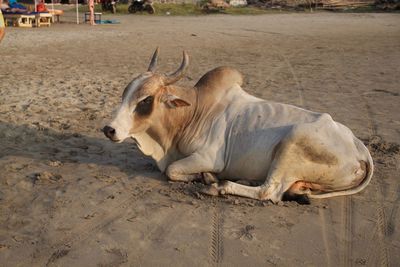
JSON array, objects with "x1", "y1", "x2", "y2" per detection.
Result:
[{"x1": 166, "y1": 154, "x2": 220, "y2": 183}]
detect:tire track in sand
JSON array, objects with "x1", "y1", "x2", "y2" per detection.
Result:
[
  {"x1": 210, "y1": 200, "x2": 224, "y2": 267},
  {"x1": 135, "y1": 208, "x2": 188, "y2": 265},
  {"x1": 376, "y1": 205, "x2": 389, "y2": 267},
  {"x1": 364, "y1": 194, "x2": 389, "y2": 267},
  {"x1": 281, "y1": 54, "x2": 305, "y2": 108},
  {"x1": 283, "y1": 52, "x2": 335, "y2": 265},
  {"x1": 386, "y1": 184, "x2": 400, "y2": 238},
  {"x1": 318, "y1": 200, "x2": 334, "y2": 267},
  {"x1": 39, "y1": 182, "x2": 160, "y2": 266},
  {"x1": 340, "y1": 196, "x2": 353, "y2": 267},
  {"x1": 363, "y1": 97, "x2": 390, "y2": 267}
]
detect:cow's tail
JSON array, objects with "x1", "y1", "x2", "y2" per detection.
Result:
[{"x1": 308, "y1": 139, "x2": 374, "y2": 199}]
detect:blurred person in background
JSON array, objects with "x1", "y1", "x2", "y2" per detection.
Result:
[
  {"x1": 0, "y1": 0, "x2": 5, "y2": 43},
  {"x1": 36, "y1": 0, "x2": 48, "y2": 12},
  {"x1": 89, "y1": 0, "x2": 95, "y2": 25}
]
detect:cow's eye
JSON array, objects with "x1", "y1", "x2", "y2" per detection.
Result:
[
  {"x1": 135, "y1": 96, "x2": 154, "y2": 116},
  {"x1": 141, "y1": 96, "x2": 153, "y2": 104}
]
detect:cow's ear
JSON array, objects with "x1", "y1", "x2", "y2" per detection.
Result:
[{"x1": 161, "y1": 94, "x2": 191, "y2": 108}]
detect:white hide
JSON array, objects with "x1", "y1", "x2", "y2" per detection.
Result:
[{"x1": 109, "y1": 74, "x2": 151, "y2": 142}]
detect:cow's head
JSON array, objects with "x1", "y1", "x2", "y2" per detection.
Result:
[{"x1": 103, "y1": 48, "x2": 191, "y2": 143}]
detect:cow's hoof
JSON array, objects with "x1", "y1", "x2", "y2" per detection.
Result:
[
  {"x1": 200, "y1": 183, "x2": 220, "y2": 196},
  {"x1": 202, "y1": 172, "x2": 219, "y2": 185}
]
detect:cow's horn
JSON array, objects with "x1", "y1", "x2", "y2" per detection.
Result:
[
  {"x1": 163, "y1": 51, "x2": 189, "y2": 85},
  {"x1": 147, "y1": 47, "x2": 159, "y2": 72}
]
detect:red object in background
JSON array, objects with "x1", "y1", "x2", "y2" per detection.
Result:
[{"x1": 37, "y1": 2, "x2": 47, "y2": 12}]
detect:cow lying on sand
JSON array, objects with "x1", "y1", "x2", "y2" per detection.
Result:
[{"x1": 103, "y1": 49, "x2": 373, "y2": 203}]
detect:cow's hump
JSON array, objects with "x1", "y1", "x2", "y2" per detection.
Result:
[{"x1": 194, "y1": 67, "x2": 243, "y2": 95}]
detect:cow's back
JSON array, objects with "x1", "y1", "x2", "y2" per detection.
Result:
[{"x1": 218, "y1": 92, "x2": 324, "y2": 181}]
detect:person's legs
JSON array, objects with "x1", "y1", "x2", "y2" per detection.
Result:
[
  {"x1": 89, "y1": 0, "x2": 95, "y2": 25},
  {"x1": 0, "y1": 9, "x2": 5, "y2": 43}
]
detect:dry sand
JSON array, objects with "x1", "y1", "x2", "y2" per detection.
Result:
[{"x1": 0, "y1": 12, "x2": 399, "y2": 266}]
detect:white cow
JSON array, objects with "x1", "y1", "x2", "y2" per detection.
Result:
[{"x1": 103, "y1": 49, "x2": 373, "y2": 203}]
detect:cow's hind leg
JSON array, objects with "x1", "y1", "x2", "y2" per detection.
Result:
[
  {"x1": 203, "y1": 175, "x2": 297, "y2": 203},
  {"x1": 201, "y1": 181, "x2": 268, "y2": 200}
]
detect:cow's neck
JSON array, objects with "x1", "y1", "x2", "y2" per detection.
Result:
[
  {"x1": 135, "y1": 85, "x2": 197, "y2": 172},
  {"x1": 132, "y1": 131, "x2": 167, "y2": 170}
]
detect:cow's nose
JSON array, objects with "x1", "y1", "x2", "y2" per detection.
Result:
[{"x1": 103, "y1": 126, "x2": 116, "y2": 139}]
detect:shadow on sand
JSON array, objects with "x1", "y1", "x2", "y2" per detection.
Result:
[{"x1": 0, "y1": 121, "x2": 164, "y2": 182}]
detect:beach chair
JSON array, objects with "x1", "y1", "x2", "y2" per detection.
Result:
[
  {"x1": 34, "y1": 13, "x2": 52, "y2": 27},
  {"x1": 84, "y1": 12, "x2": 102, "y2": 24},
  {"x1": 3, "y1": 13, "x2": 35, "y2": 27},
  {"x1": 49, "y1": 9, "x2": 63, "y2": 23}
]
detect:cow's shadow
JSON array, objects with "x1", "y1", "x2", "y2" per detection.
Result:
[{"x1": 0, "y1": 121, "x2": 164, "y2": 182}]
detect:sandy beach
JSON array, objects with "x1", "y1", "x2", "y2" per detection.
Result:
[{"x1": 0, "y1": 12, "x2": 399, "y2": 266}]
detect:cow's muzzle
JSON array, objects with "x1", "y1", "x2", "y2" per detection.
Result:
[{"x1": 103, "y1": 125, "x2": 118, "y2": 141}]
